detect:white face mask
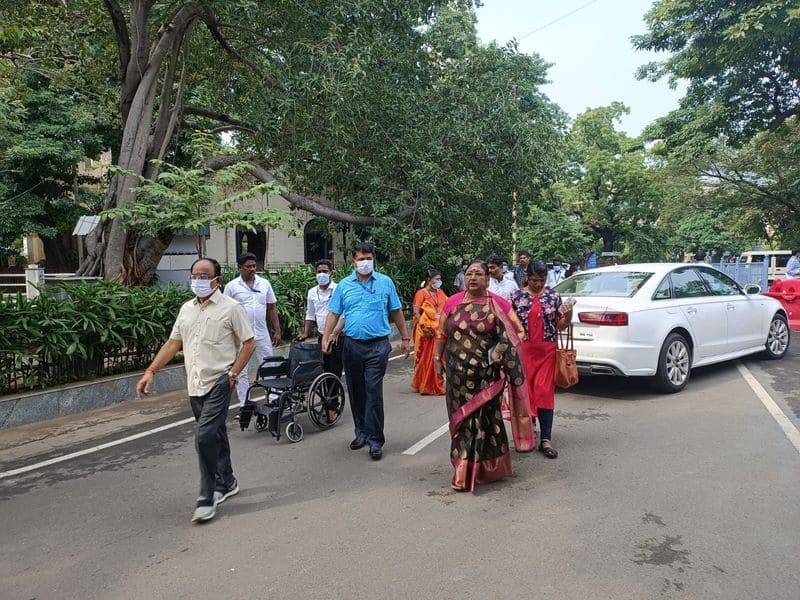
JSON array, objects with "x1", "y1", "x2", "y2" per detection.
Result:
[
  {"x1": 432, "y1": 280, "x2": 442, "y2": 289},
  {"x1": 554, "y1": 266, "x2": 562, "y2": 273},
  {"x1": 316, "y1": 273, "x2": 331, "y2": 286},
  {"x1": 190, "y1": 278, "x2": 214, "y2": 298},
  {"x1": 502, "y1": 265, "x2": 509, "y2": 273},
  {"x1": 355, "y1": 259, "x2": 374, "y2": 276}
]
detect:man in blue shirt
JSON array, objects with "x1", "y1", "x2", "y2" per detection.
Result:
[
  {"x1": 321, "y1": 243, "x2": 411, "y2": 460},
  {"x1": 786, "y1": 249, "x2": 800, "y2": 279}
]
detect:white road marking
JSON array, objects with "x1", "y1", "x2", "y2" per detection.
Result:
[
  {"x1": 1, "y1": 349, "x2": 414, "y2": 479},
  {"x1": 737, "y1": 362, "x2": 800, "y2": 455},
  {"x1": 0, "y1": 403, "x2": 238, "y2": 480},
  {"x1": 402, "y1": 423, "x2": 449, "y2": 456}
]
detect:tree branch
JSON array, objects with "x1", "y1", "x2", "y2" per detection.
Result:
[
  {"x1": 202, "y1": 156, "x2": 416, "y2": 225},
  {"x1": 102, "y1": 0, "x2": 130, "y2": 82},
  {"x1": 199, "y1": 10, "x2": 286, "y2": 94},
  {"x1": 183, "y1": 106, "x2": 255, "y2": 130}
]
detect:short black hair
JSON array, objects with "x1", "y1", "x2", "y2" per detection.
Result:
[
  {"x1": 527, "y1": 260, "x2": 548, "y2": 277},
  {"x1": 191, "y1": 257, "x2": 222, "y2": 278},
  {"x1": 315, "y1": 259, "x2": 333, "y2": 270},
  {"x1": 518, "y1": 250, "x2": 530, "y2": 258},
  {"x1": 485, "y1": 255, "x2": 503, "y2": 267},
  {"x1": 352, "y1": 242, "x2": 375, "y2": 257},
  {"x1": 237, "y1": 252, "x2": 257, "y2": 266}
]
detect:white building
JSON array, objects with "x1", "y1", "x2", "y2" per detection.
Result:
[{"x1": 155, "y1": 193, "x2": 348, "y2": 285}]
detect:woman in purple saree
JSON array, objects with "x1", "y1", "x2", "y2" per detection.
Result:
[{"x1": 433, "y1": 261, "x2": 534, "y2": 492}]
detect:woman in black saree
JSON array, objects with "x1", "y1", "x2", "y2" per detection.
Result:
[{"x1": 433, "y1": 260, "x2": 534, "y2": 492}]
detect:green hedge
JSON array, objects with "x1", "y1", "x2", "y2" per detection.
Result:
[
  {"x1": 0, "y1": 281, "x2": 192, "y2": 394},
  {"x1": 1, "y1": 261, "x2": 453, "y2": 394}
]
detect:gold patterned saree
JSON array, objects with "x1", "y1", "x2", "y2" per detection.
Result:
[{"x1": 443, "y1": 294, "x2": 534, "y2": 492}]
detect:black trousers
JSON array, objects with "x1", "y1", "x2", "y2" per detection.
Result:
[
  {"x1": 341, "y1": 336, "x2": 391, "y2": 449},
  {"x1": 319, "y1": 334, "x2": 343, "y2": 379},
  {"x1": 189, "y1": 374, "x2": 235, "y2": 504}
]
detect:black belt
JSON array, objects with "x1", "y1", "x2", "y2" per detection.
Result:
[{"x1": 345, "y1": 335, "x2": 389, "y2": 343}]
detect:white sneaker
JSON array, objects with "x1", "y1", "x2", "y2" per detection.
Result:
[
  {"x1": 191, "y1": 498, "x2": 217, "y2": 523},
  {"x1": 213, "y1": 479, "x2": 240, "y2": 505}
]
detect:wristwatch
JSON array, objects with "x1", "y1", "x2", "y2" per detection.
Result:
[{"x1": 226, "y1": 369, "x2": 239, "y2": 383}]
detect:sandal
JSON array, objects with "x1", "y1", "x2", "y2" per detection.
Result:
[{"x1": 539, "y1": 440, "x2": 558, "y2": 459}]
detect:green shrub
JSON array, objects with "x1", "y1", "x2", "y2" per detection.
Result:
[{"x1": 0, "y1": 281, "x2": 191, "y2": 394}]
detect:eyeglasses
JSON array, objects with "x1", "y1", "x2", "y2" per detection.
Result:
[{"x1": 189, "y1": 274, "x2": 216, "y2": 281}]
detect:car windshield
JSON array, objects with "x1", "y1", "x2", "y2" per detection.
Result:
[{"x1": 554, "y1": 271, "x2": 653, "y2": 297}]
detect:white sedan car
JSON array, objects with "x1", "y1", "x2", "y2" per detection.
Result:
[{"x1": 553, "y1": 263, "x2": 790, "y2": 392}]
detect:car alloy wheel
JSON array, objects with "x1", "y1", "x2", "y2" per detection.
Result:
[
  {"x1": 764, "y1": 314, "x2": 790, "y2": 359},
  {"x1": 653, "y1": 332, "x2": 692, "y2": 393}
]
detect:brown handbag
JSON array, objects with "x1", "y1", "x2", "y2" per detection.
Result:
[{"x1": 555, "y1": 321, "x2": 579, "y2": 388}]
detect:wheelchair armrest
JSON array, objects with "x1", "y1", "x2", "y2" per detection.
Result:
[{"x1": 257, "y1": 356, "x2": 288, "y2": 378}]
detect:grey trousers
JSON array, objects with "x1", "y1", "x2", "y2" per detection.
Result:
[{"x1": 190, "y1": 374, "x2": 235, "y2": 505}]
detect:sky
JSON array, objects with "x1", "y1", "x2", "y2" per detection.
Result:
[{"x1": 475, "y1": 0, "x2": 685, "y2": 137}]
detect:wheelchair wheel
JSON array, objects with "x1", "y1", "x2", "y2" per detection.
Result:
[
  {"x1": 285, "y1": 422, "x2": 304, "y2": 442},
  {"x1": 254, "y1": 414, "x2": 268, "y2": 433},
  {"x1": 307, "y1": 372, "x2": 346, "y2": 429}
]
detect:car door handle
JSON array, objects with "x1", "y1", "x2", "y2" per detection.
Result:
[
  {"x1": 726, "y1": 304, "x2": 735, "y2": 311},
  {"x1": 686, "y1": 307, "x2": 697, "y2": 315}
]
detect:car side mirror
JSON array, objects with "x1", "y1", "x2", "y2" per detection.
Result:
[{"x1": 745, "y1": 284, "x2": 761, "y2": 295}]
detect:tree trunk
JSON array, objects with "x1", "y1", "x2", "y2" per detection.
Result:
[{"x1": 76, "y1": 3, "x2": 201, "y2": 285}]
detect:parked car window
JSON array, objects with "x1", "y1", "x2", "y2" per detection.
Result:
[
  {"x1": 696, "y1": 268, "x2": 742, "y2": 296},
  {"x1": 653, "y1": 277, "x2": 672, "y2": 300},
  {"x1": 554, "y1": 271, "x2": 652, "y2": 297},
  {"x1": 776, "y1": 255, "x2": 791, "y2": 268},
  {"x1": 670, "y1": 268, "x2": 709, "y2": 298}
]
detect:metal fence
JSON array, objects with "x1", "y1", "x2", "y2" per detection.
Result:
[
  {"x1": 1, "y1": 345, "x2": 163, "y2": 396},
  {"x1": 709, "y1": 261, "x2": 769, "y2": 290}
]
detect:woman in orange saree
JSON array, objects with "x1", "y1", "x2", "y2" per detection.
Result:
[
  {"x1": 411, "y1": 269, "x2": 448, "y2": 395},
  {"x1": 433, "y1": 261, "x2": 534, "y2": 493}
]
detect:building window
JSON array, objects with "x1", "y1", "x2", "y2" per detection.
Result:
[
  {"x1": 304, "y1": 219, "x2": 333, "y2": 264},
  {"x1": 236, "y1": 226, "x2": 266, "y2": 267}
]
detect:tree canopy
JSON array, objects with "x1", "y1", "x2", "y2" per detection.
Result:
[{"x1": 1, "y1": 1, "x2": 567, "y2": 281}]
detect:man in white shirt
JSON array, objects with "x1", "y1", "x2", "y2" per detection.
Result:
[
  {"x1": 223, "y1": 252, "x2": 282, "y2": 410},
  {"x1": 786, "y1": 249, "x2": 800, "y2": 279},
  {"x1": 546, "y1": 259, "x2": 566, "y2": 289},
  {"x1": 486, "y1": 255, "x2": 519, "y2": 301},
  {"x1": 299, "y1": 259, "x2": 343, "y2": 377}
]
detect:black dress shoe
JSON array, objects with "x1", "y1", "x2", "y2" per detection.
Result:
[
  {"x1": 369, "y1": 447, "x2": 383, "y2": 460},
  {"x1": 349, "y1": 437, "x2": 367, "y2": 450}
]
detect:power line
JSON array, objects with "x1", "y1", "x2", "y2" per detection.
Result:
[{"x1": 516, "y1": 0, "x2": 602, "y2": 42}]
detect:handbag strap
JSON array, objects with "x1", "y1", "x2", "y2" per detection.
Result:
[{"x1": 558, "y1": 321, "x2": 574, "y2": 350}]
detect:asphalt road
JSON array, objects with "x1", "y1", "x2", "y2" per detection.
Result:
[{"x1": 1, "y1": 346, "x2": 799, "y2": 600}]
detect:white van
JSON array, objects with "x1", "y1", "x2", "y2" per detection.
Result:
[{"x1": 739, "y1": 250, "x2": 792, "y2": 282}]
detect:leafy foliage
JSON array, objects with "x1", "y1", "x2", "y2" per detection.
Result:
[
  {"x1": 635, "y1": 0, "x2": 800, "y2": 147},
  {"x1": 517, "y1": 207, "x2": 590, "y2": 264},
  {"x1": 102, "y1": 135, "x2": 299, "y2": 257},
  {"x1": 557, "y1": 104, "x2": 665, "y2": 254},
  {"x1": 0, "y1": 281, "x2": 191, "y2": 394},
  {"x1": 0, "y1": 71, "x2": 116, "y2": 268}
]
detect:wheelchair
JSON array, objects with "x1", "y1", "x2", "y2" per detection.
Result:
[{"x1": 238, "y1": 340, "x2": 346, "y2": 442}]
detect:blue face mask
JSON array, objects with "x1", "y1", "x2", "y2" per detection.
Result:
[
  {"x1": 432, "y1": 280, "x2": 442, "y2": 289},
  {"x1": 316, "y1": 273, "x2": 330, "y2": 286}
]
